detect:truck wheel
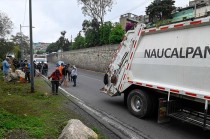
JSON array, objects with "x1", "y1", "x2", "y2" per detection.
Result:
[{"x1": 127, "y1": 89, "x2": 152, "y2": 118}]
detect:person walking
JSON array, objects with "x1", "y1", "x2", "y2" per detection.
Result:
[
  {"x1": 2, "y1": 57, "x2": 10, "y2": 82},
  {"x1": 66, "y1": 64, "x2": 71, "y2": 82},
  {"x1": 60, "y1": 65, "x2": 68, "y2": 86},
  {"x1": 48, "y1": 69, "x2": 61, "y2": 95},
  {"x1": 71, "y1": 65, "x2": 77, "y2": 87}
]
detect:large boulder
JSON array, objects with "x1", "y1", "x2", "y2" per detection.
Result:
[{"x1": 58, "y1": 119, "x2": 98, "y2": 139}]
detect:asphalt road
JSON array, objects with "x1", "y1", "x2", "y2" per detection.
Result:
[{"x1": 47, "y1": 63, "x2": 210, "y2": 139}]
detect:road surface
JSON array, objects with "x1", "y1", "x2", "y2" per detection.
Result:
[{"x1": 47, "y1": 63, "x2": 210, "y2": 139}]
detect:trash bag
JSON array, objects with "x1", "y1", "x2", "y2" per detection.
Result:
[{"x1": 15, "y1": 70, "x2": 25, "y2": 78}]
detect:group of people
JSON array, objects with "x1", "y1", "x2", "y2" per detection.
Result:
[
  {"x1": 48, "y1": 63, "x2": 77, "y2": 95},
  {"x1": 1, "y1": 57, "x2": 31, "y2": 82},
  {"x1": 35, "y1": 61, "x2": 48, "y2": 76}
]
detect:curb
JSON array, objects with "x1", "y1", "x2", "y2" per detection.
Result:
[{"x1": 41, "y1": 74, "x2": 151, "y2": 139}]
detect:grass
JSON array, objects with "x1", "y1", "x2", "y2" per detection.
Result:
[{"x1": 0, "y1": 71, "x2": 99, "y2": 139}]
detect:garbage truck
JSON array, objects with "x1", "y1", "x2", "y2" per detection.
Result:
[{"x1": 101, "y1": 16, "x2": 210, "y2": 130}]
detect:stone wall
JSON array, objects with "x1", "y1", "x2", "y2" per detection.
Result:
[{"x1": 47, "y1": 44, "x2": 119, "y2": 72}]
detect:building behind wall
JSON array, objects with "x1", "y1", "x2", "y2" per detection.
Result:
[
  {"x1": 119, "y1": 13, "x2": 148, "y2": 30},
  {"x1": 189, "y1": 0, "x2": 210, "y2": 6}
]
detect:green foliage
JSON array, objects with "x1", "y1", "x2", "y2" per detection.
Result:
[
  {"x1": 46, "y1": 43, "x2": 58, "y2": 53},
  {"x1": 72, "y1": 34, "x2": 85, "y2": 49},
  {"x1": 0, "y1": 39, "x2": 15, "y2": 60},
  {"x1": 109, "y1": 23, "x2": 125, "y2": 44},
  {"x1": 57, "y1": 37, "x2": 70, "y2": 52},
  {"x1": 83, "y1": 19, "x2": 100, "y2": 48},
  {"x1": 0, "y1": 75, "x2": 78, "y2": 139},
  {"x1": 46, "y1": 31, "x2": 70, "y2": 53},
  {"x1": 0, "y1": 109, "x2": 44, "y2": 138},
  {"x1": 0, "y1": 72, "x2": 106, "y2": 139},
  {"x1": 11, "y1": 32, "x2": 30, "y2": 55},
  {"x1": 99, "y1": 21, "x2": 112, "y2": 45},
  {"x1": 146, "y1": 0, "x2": 176, "y2": 23},
  {"x1": 73, "y1": 20, "x2": 125, "y2": 49},
  {"x1": 57, "y1": 31, "x2": 70, "y2": 51},
  {"x1": 36, "y1": 50, "x2": 45, "y2": 54},
  {"x1": 85, "y1": 28, "x2": 99, "y2": 47},
  {"x1": 13, "y1": 45, "x2": 21, "y2": 60}
]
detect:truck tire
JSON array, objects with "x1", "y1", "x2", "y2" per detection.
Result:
[{"x1": 127, "y1": 89, "x2": 152, "y2": 118}]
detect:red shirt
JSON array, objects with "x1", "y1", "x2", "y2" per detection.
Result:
[{"x1": 49, "y1": 70, "x2": 61, "y2": 81}]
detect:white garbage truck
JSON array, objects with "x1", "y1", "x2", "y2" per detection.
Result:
[{"x1": 101, "y1": 16, "x2": 210, "y2": 129}]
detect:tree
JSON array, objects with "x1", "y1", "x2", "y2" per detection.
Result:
[
  {"x1": 82, "y1": 19, "x2": 100, "y2": 47},
  {"x1": 72, "y1": 32, "x2": 85, "y2": 49},
  {"x1": 77, "y1": 0, "x2": 114, "y2": 24},
  {"x1": 36, "y1": 50, "x2": 45, "y2": 54},
  {"x1": 56, "y1": 31, "x2": 70, "y2": 51},
  {"x1": 146, "y1": 0, "x2": 175, "y2": 23},
  {"x1": 0, "y1": 39, "x2": 14, "y2": 60},
  {"x1": 11, "y1": 32, "x2": 30, "y2": 56},
  {"x1": 109, "y1": 23, "x2": 124, "y2": 44},
  {"x1": 99, "y1": 21, "x2": 113, "y2": 45},
  {"x1": 46, "y1": 43, "x2": 58, "y2": 53},
  {"x1": 0, "y1": 11, "x2": 13, "y2": 38}
]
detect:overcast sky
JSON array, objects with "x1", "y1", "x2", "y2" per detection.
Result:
[{"x1": 0, "y1": 0, "x2": 189, "y2": 43}]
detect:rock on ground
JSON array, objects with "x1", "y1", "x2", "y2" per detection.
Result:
[{"x1": 58, "y1": 119, "x2": 98, "y2": 139}]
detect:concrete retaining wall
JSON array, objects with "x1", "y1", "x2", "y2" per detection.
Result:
[{"x1": 47, "y1": 44, "x2": 119, "y2": 72}]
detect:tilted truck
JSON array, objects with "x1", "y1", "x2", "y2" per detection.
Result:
[{"x1": 101, "y1": 16, "x2": 210, "y2": 130}]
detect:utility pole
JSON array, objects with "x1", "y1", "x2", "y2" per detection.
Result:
[{"x1": 29, "y1": 0, "x2": 34, "y2": 93}]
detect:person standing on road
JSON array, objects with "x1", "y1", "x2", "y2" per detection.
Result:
[
  {"x1": 60, "y1": 65, "x2": 68, "y2": 87},
  {"x1": 71, "y1": 65, "x2": 77, "y2": 87},
  {"x1": 58, "y1": 63, "x2": 64, "y2": 75},
  {"x1": 66, "y1": 64, "x2": 71, "y2": 82},
  {"x1": 2, "y1": 57, "x2": 10, "y2": 82},
  {"x1": 48, "y1": 69, "x2": 61, "y2": 95}
]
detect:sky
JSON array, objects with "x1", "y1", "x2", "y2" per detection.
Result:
[{"x1": 0, "y1": 0, "x2": 189, "y2": 43}]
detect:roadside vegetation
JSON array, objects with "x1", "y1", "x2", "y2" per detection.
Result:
[{"x1": 0, "y1": 72, "x2": 105, "y2": 139}]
